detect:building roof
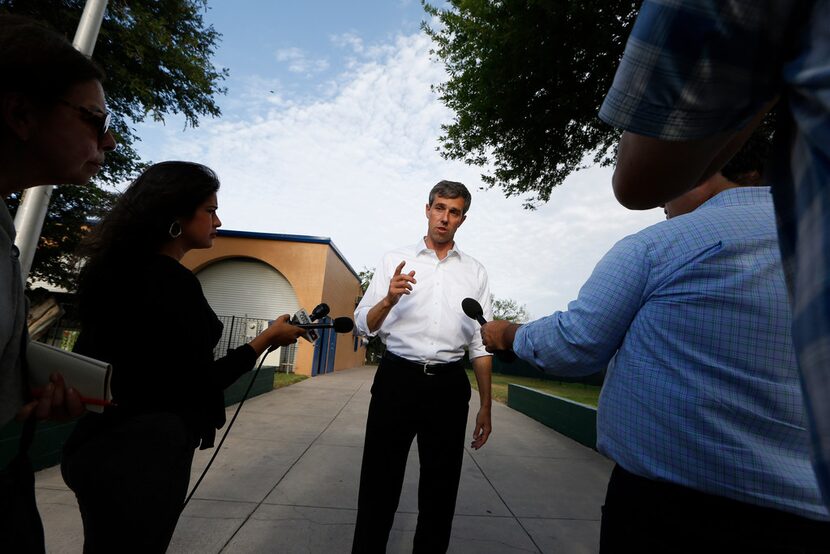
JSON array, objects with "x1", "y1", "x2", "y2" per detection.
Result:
[{"x1": 217, "y1": 229, "x2": 360, "y2": 281}]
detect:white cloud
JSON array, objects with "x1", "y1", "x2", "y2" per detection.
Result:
[
  {"x1": 331, "y1": 32, "x2": 364, "y2": 54},
  {"x1": 221, "y1": 75, "x2": 295, "y2": 116},
  {"x1": 275, "y1": 47, "x2": 330, "y2": 75},
  {"x1": 152, "y1": 31, "x2": 664, "y2": 319}
]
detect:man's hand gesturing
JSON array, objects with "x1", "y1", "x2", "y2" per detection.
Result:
[{"x1": 386, "y1": 260, "x2": 417, "y2": 306}]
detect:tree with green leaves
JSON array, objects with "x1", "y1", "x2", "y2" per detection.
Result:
[
  {"x1": 358, "y1": 266, "x2": 374, "y2": 294},
  {"x1": 422, "y1": 0, "x2": 639, "y2": 208},
  {"x1": 357, "y1": 267, "x2": 386, "y2": 362},
  {"x1": 491, "y1": 295, "x2": 530, "y2": 323},
  {"x1": 422, "y1": 1, "x2": 778, "y2": 209},
  {"x1": 2, "y1": 0, "x2": 226, "y2": 288}
]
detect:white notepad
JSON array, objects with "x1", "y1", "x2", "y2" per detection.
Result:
[{"x1": 27, "y1": 341, "x2": 113, "y2": 413}]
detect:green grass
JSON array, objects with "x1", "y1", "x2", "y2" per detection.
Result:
[
  {"x1": 466, "y1": 370, "x2": 600, "y2": 407},
  {"x1": 274, "y1": 372, "x2": 309, "y2": 389}
]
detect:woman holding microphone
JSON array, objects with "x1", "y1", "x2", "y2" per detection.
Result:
[{"x1": 61, "y1": 161, "x2": 305, "y2": 552}]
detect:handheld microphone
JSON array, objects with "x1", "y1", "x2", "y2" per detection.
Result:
[
  {"x1": 290, "y1": 307, "x2": 320, "y2": 343},
  {"x1": 461, "y1": 298, "x2": 516, "y2": 362},
  {"x1": 309, "y1": 303, "x2": 330, "y2": 322},
  {"x1": 294, "y1": 317, "x2": 354, "y2": 333}
]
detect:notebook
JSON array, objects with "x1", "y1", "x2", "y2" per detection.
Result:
[{"x1": 27, "y1": 341, "x2": 113, "y2": 413}]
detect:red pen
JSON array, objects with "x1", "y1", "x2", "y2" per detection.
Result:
[
  {"x1": 31, "y1": 387, "x2": 115, "y2": 408},
  {"x1": 79, "y1": 396, "x2": 115, "y2": 408}
]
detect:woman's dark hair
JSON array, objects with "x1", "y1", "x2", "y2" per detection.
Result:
[
  {"x1": 0, "y1": 15, "x2": 104, "y2": 108},
  {"x1": 78, "y1": 161, "x2": 220, "y2": 302}
]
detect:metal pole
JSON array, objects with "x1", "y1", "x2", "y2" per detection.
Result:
[
  {"x1": 226, "y1": 316, "x2": 236, "y2": 354},
  {"x1": 70, "y1": 0, "x2": 108, "y2": 56},
  {"x1": 13, "y1": 0, "x2": 109, "y2": 284}
]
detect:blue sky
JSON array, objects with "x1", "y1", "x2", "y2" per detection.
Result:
[{"x1": 129, "y1": 0, "x2": 664, "y2": 318}]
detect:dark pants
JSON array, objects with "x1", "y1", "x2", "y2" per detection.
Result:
[
  {"x1": 61, "y1": 412, "x2": 196, "y2": 554},
  {"x1": 0, "y1": 417, "x2": 45, "y2": 554},
  {"x1": 600, "y1": 464, "x2": 830, "y2": 554},
  {"x1": 352, "y1": 356, "x2": 471, "y2": 553}
]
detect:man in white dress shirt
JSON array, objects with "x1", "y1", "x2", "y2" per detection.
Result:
[{"x1": 352, "y1": 181, "x2": 493, "y2": 553}]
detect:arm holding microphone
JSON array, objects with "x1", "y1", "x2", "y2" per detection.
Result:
[
  {"x1": 250, "y1": 303, "x2": 332, "y2": 357},
  {"x1": 208, "y1": 310, "x2": 351, "y2": 391},
  {"x1": 247, "y1": 314, "x2": 307, "y2": 356},
  {"x1": 462, "y1": 297, "x2": 516, "y2": 363},
  {"x1": 483, "y1": 236, "x2": 648, "y2": 378},
  {"x1": 204, "y1": 317, "x2": 306, "y2": 392},
  {"x1": 293, "y1": 318, "x2": 354, "y2": 332},
  {"x1": 480, "y1": 320, "x2": 521, "y2": 353}
]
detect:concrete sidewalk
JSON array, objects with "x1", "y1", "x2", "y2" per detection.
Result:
[{"x1": 35, "y1": 365, "x2": 612, "y2": 553}]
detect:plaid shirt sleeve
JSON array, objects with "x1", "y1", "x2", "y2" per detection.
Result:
[
  {"x1": 599, "y1": 0, "x2": 795, "y2": 140},
  {"x1": 513, "y1": 235, "x2": 649, "y2": 376}
]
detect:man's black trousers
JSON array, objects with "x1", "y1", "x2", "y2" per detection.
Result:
[
  {"x1": 352, "y1": 355, "x2": 471, "y2": 553},
  {"x1": 600, "y1": 464, "x2": 830, "y2": 553}
]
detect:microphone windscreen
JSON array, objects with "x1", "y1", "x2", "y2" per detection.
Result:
[
  {"x1": 461, "y1": 297, "x2": 483, "y2": 320},
  {"x1": 310, "y1": 303, "x2": 331, "y2": 321},
  {"x1": 333, "y1": 317, "x2": 354, "y2": 333}
]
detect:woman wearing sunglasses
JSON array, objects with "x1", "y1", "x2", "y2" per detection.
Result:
[{"x1": 0, "y1": 14, "x2": 116, "y2": 552}]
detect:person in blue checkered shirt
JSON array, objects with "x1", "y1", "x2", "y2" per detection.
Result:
[
  {"x1": 599, "y1": 0, "x2": 830, "y2": 528},
  {"x1": 481, "y1": 145, "x2": 830, "y2": 551}
]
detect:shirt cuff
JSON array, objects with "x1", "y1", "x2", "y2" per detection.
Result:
[
  {"x1": 354, "y1": 308, "x2": 377, "y2": 337},
  {"x1": 512, "y1": 323, "x2": 533, "y2": 363}
]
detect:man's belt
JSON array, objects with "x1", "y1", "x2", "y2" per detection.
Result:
[{"x1": 382, "y1": 351, "x2": 464, "y2": 376}]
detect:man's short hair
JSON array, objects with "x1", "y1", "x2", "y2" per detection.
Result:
[
  {"x1": 721, "y1": 122, "x2": 772, "y2": 186},
  {"x1": 429, "y1": 180, "x2": 471, "y2": 214}
]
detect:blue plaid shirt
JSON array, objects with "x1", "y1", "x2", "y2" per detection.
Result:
[
  {"x1": 514, "y1": 188, "x2": 828, "y2": 520},
  {"x1": 599, "y1": 0, "x2": 830, "y2": 506}
]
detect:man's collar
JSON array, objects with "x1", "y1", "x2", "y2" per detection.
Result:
[
  {"x1": 416, "y1": 237, "x2": 462, "y2": 260},
  {"x1": 697, "y1": 186, "x2": 771, "y2": 212}
]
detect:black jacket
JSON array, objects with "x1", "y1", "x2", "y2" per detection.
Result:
[{"x1": 74, "y1": 254, "x2": 256, "y2": 449}]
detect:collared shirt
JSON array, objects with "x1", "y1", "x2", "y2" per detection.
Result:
[
  {"x1": 0, "y1": 202, "x2": 26, "y2": 427},
  {"x1": 598, "y1": 0, "x2": 830, "y2": 505},
  {"x1": 355, "y1": 238, "x2": 492, "y2": 364},
  {"x1": 514, "y1": 188, "x2": 828, "y2": 520}
]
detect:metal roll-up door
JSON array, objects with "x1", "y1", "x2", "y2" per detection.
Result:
[{"x1": 195, "y1": 258, "x2": 300, "y2": 319}]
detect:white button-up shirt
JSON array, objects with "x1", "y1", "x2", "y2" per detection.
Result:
[{"x1": 355, "y1": 239, "x2": 493, "y2": 364}]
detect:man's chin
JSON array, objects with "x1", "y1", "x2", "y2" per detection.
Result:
[
  {"x1": 59, "y1": 168, "x2": 98, "y2": 186},
  {"x1": 40, "y1": 175, "x2": 93, "y2": 187}
]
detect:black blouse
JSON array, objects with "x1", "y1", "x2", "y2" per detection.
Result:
[{"x1": 74, "y1": 254, "x2": 256, "y2": 449}]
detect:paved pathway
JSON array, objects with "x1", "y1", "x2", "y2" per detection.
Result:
[{"x1": 36, "y1": 366, "x2": 612, "y2": 553}]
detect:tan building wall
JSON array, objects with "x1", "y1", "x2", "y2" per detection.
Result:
[
  {"x1": 322, "y1": 247, "x2": 365, "y2": 373},
  {"x1": 181, "y1": 232, "x2": 365, "y2": 375}
]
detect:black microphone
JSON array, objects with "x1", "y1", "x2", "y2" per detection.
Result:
[
  {"x1": 462, "y1": 298, "x2": 487, "y2": 325},
  {"x1": 295, "y1": 316, "x2": 354, "y2": 333},
  {"x1": 289, "y1": 305, "x2": 326, "y2": 344},
  {"x1": 267, "y1": 303, "x2": 330, "y2": 353},
  {"x1": 461, "y1": 298, "x2": 516, "y2": 362},
  {"x1": 309, "y1": 303, "x2": 330, "y2": 322}
]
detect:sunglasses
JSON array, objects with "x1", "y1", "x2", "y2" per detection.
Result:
[{"x1": 58, "y1": 99, "x2": 111, "y2": 140}]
